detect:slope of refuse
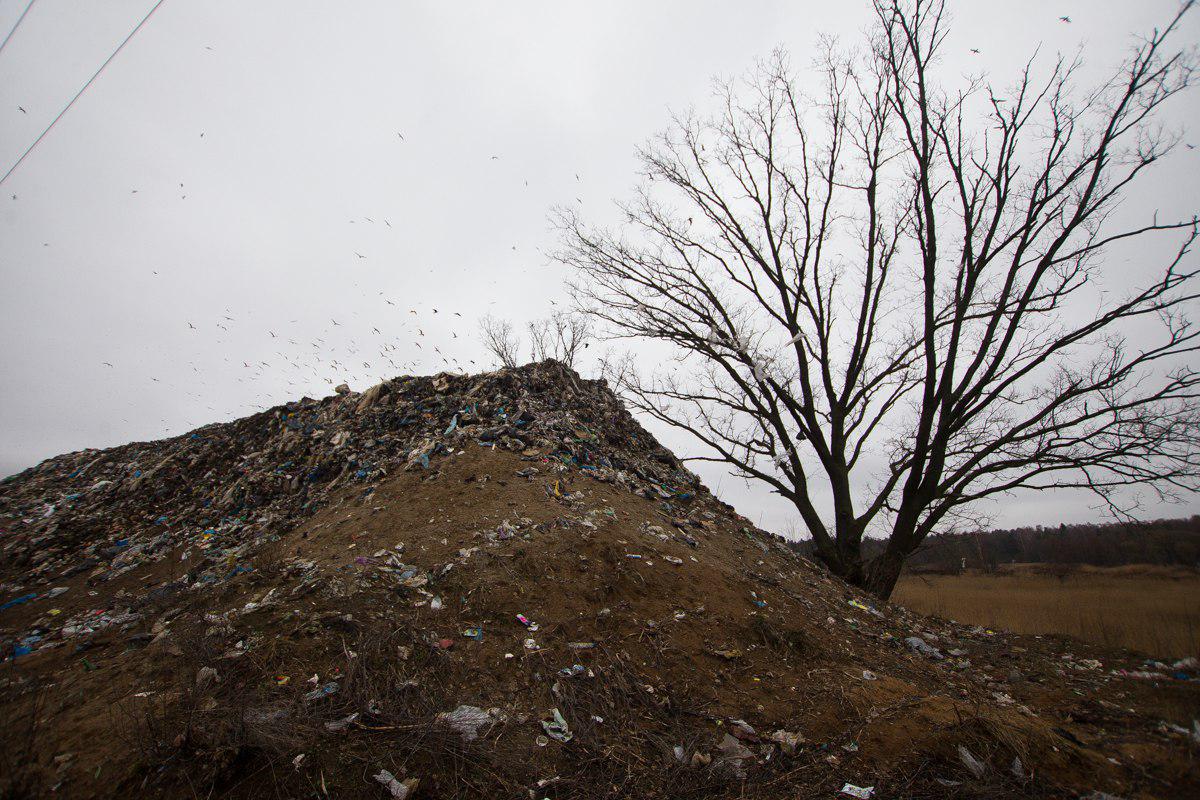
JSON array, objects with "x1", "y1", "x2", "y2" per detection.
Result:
[{"x1": 1, "y1": 361, "x2": 1197, "y2": 799}]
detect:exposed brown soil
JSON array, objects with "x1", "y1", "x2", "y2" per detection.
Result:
[{"x1": 1, "y1": 364, "x2": 1197, "y2": 799}]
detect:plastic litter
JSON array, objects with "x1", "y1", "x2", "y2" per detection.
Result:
[
  {"x1": 436, "y1": 705, "x2": 494, "y2": 742},
  {"x1": 373, "y1": 769, "x2": 419, "y2": 799},
  {"x1": 958, "y1": 745, "x2": 987, "y2": 779},
  {"x1": 0, "y1": 593, "x2": 37, "y2": 612},
  {"x1": 848, "y1": 599, "x2": 884, "y2": 618},
  {"x1": 325, "y1": 712, "x2": 360, "y2": 732},
  {"x1": 715, "y1": 733, "x2": 753, "y2": 778},
  {"x1": 542, "y1": 707, "x2": 573, "y2": 743},
  {"x1": 904, "y1": 636, "x2": 943, "y2": 660},
  {"x1": 839, "y1": 784, "x2": 874, "y2": 799},
  {"x1": 769, "y1": 729, "x2": 805, "y2": 754},
  {"x1": 195, "y1": 666, "x2": 218, "y2": 691},
  {"x1": 304, "y1": 681, "x2": 339, "y2": 701}
]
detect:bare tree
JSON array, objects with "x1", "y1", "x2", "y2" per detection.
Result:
[
  {"x1": 557, "y1": 0, "x2": 1200, "y2": 598},
  {"x1": 528, "y1": 311, "x2": 593, "y2": 366},
  {"x1": 480, "y1": 311, "x2": 593, "y2": 369},
  {"x1": 480, "y1": 314, "x2": 521, "y2": 369}
]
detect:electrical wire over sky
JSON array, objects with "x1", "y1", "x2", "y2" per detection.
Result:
[{"x1": 0, "y1": 0, "x2": 168, "y2": 187}]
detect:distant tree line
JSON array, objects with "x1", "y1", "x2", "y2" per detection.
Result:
[{"x1": 788, "y1": 516, "x2": 1200, "y2": 571}]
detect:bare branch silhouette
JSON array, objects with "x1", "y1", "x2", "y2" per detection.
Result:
[{"x1": 558, "y1": 0, "x2": 1200, "y2": 598}]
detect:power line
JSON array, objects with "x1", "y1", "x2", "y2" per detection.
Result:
[
  {"x1": 0, "y1": 0, "x2": 37, "y2": 59},
  {"x1": 0, "y1": 0, "x2": 168, "y2": 188}
]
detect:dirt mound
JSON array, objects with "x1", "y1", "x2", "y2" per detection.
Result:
[{"x1": 1, "y1": 362, "x2": 1197, "y2": 799}]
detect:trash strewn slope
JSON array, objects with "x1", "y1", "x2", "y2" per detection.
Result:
[{"x1": 1, "y1": 361, "x2": 1197, "y2": 799}]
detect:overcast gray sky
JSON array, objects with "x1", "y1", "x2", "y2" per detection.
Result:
[{"x1": 2, "y1": 0, "x2": 1198, "y2": 536}]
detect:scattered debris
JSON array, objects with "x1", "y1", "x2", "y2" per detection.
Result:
[
  {"x1": 0, "y1": 361, "x2": 1196, "y2": 799},
  {"x1": 958, "y1": 745, "x2": 987, "y2": 779},
  {"x1": 769, "y1": 729, "x2": 805, "y2": 754},
  {"x1": 304, "y1": 682, "x2": 339, "y2": 702},
  {"x1": 715, "y1": 733, "x2": 754, "y2": 778},
  {"x1": 541, "y1": 707, "x2": 573, "y2": 743},
  {"x1": 436, "y1": 705, "x2": 495, "y2": 742},
  {"x1": 904, "y1": 636, "x2": 944, "y2": 660},
  {"x1": 324, "y1": 712, "x2": 360, "y2": 732},
  {"x1": 373, "y1": 769, "x2": 418, "y2": 799},
  {"x1": 194, "y1": 666, "x2": 218, "y2": 691}
]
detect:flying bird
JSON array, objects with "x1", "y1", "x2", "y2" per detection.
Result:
[
  {"x1": 18, "y1": 106, "x2": 26, "y2": 113},
  {"x1": 1059, "y1": 16, "x2": 1070, "y2": 23},
  {"x1": 970, "y1": 48, "x2": 980, "y2": 54},
  {"x1": 355, "y1": 252, "x2": 366, "y2": 259},
  {"x1": 188, "y1": 322, "x2": 196, "y2": 329},
  {"x1": 103, "y1": 362, "x2": 113, "y2": 367}
]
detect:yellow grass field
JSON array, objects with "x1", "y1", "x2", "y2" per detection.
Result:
[{"x1": 893, "y1": 564, "x2": 1200, "y2": 659}]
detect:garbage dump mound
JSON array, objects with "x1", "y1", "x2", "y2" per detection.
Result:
[{"x1": 1, "y1": 361, "x2": 1197, "y2": 799}]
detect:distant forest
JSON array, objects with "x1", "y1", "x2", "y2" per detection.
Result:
[{"x1": 786, "y1": 516, "x2": 1200, "y2": 572}]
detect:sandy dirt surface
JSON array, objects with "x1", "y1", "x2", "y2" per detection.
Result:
[{"x1": 2, "y1": 364, "x2": 1197, "y2": 798}]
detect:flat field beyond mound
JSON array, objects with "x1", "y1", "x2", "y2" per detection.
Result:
[{"x1": 894, "y1": 565, "x2": 1200, "y2": 659}]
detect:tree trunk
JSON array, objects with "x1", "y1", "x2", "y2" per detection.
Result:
[
  {"x1": 810, "y1": 525, "x2": 906, "y2": 600},
  {"x1": 861, "y1": 550, "x2": 905, "y2": 600},
  {"x1": 813, "y1": 547, "x2": 901, "y2": 600}
]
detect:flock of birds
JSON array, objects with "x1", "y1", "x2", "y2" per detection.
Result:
[
  {"x1": 11, "y1": 69, "x2": 562, "y2": 430},
  {"x1": 6, "y1": 9, "x2": 1191, "y2": 438},
  {"x1": 30, "y1": 140, "x2": 550, "y2": 428},
  {"x1": 96, "y1": 291, "x2": 497, "y2": 428}
]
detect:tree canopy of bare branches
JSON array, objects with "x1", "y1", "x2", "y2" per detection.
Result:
[
  {"x1": 480, "y1": 311, "x2": 593, "y2": 370},
  {"x1": 558, "y1": 0, "x2": 1200, "y2": 598},
  {"x1": 480, "y1": 315, "x2": 522, "y2": 369}
]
